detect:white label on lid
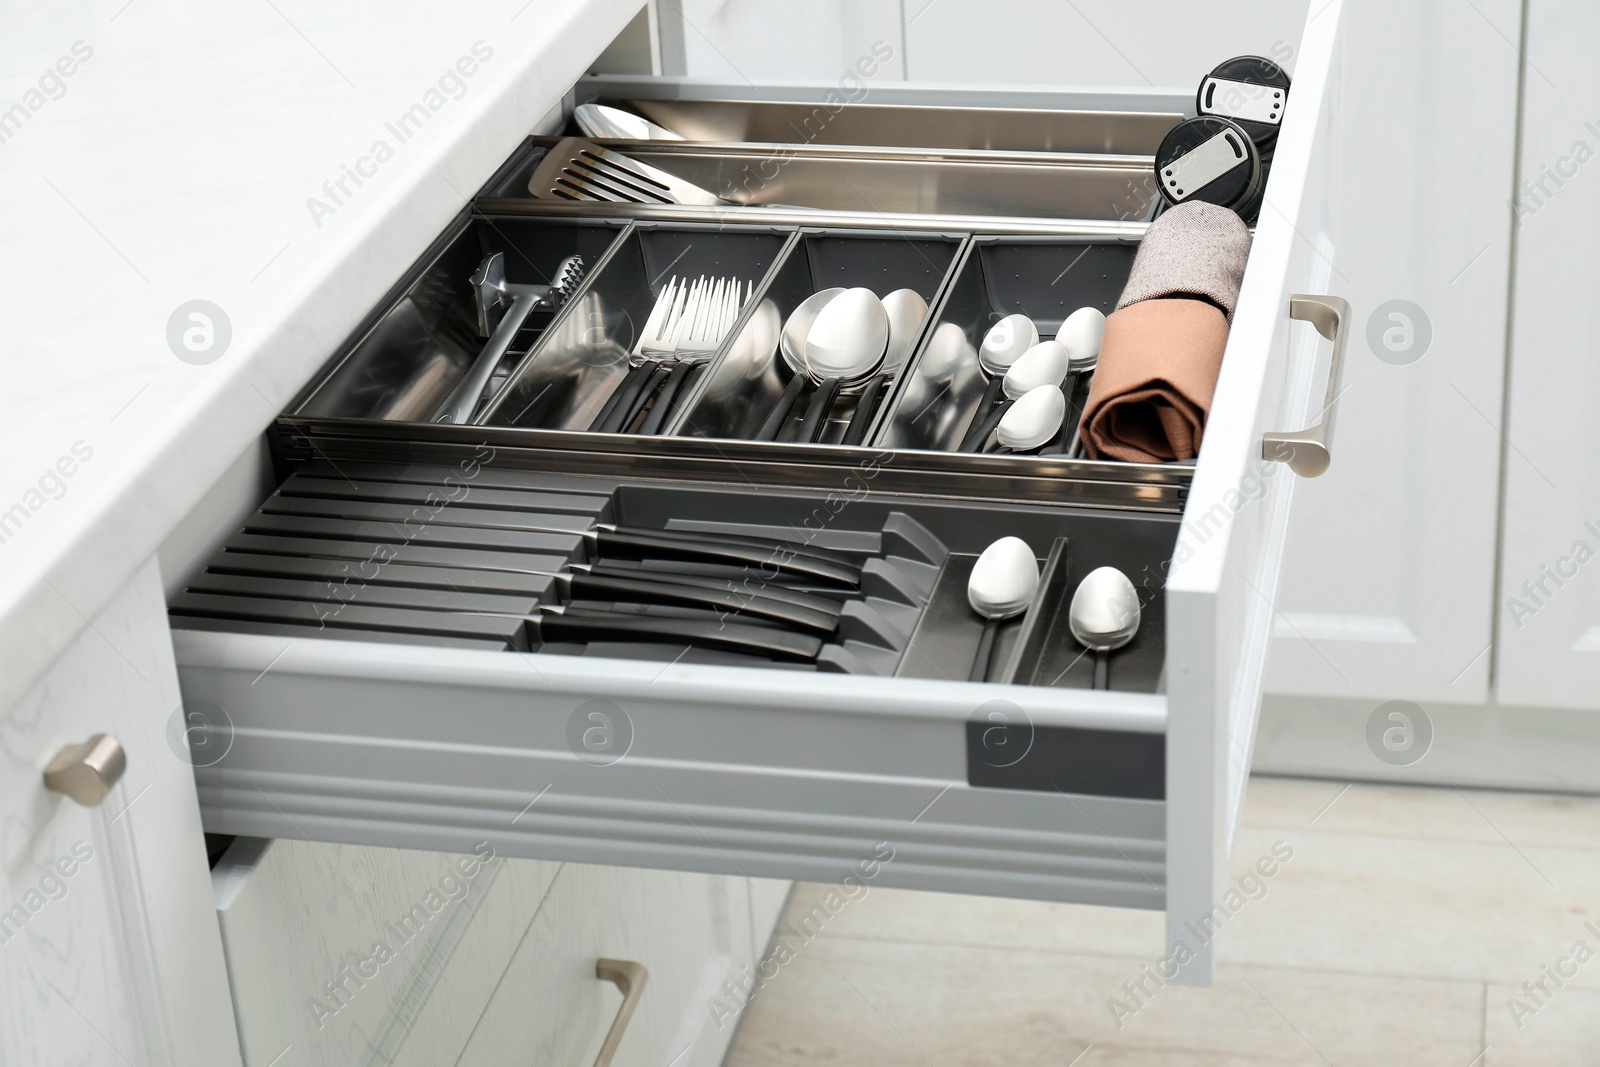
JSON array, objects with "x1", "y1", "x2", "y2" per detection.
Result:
[
  {"x1": 1200, "y1": 77, "x2": 1284, "y2": 125},
  {"x1": 1162, "y1": 129, "x2": 1248, "y2": 201}
]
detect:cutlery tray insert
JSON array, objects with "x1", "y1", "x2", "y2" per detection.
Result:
[
  {"x1": 675, "y1": 228, "x2": 963, "y2": 443},
  {"x1": 486, "y1": 136, "x2": 1161, "y2": 223},
  {"x1": 482, "y1": 223, "x2": 792, "y2": 433},
  {"x1": 878, "y1": 235, "x2": 1139, "y2": 456},
  {"x1": 295, "y1": 215, "x2": 629, "y2": 423},
  {"x1": 169, "y1": 458, "x2": 1176, "y2": 688}
]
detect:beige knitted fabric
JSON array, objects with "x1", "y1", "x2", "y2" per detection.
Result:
[{"x1": 1115, "y1": 202, "x2": 1253, "y2": 320}]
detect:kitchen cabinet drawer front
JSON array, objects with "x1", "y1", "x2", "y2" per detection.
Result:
[
  {"x1": 456, "y1": 863, "x2": 761, "y2": 1067},
  {"x1": 1165, "y1": 0, "x2": 1345, "y2": 977},
  {"x1": 2, "y1": 559, "x2": 240, "y2": 1067},
  {"x1": 214, "y1": 840, "x2": 775, "y2": 1066},
  {"x1": 176, "y1": 0, "x2": 1345, "y2": 990},
  {"x1": 214, "y1": 837, "x2": 559, "y2": 1067}
]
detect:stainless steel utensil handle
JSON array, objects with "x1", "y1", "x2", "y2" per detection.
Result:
[
  {"x1": 593, "y1": 958, "x2": 648, "y2": 1067},
  {"x1": 1261, "y1": 294, "x2": 1349, "y2": 478},
  {"x1": 435, "y1": 290, "x2": 542, "y2": 425},
  {"x1": 44, "y1": 733, "x2": 126, "y2": 807}
]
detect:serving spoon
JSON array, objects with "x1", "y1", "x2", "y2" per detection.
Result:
[
  {"x1": 1068, "y1": 566, "x2": 1141, "y2": 690},
  {"x1": 966, "y1": 536, "x2": 1041, "y2": 682},
  {"x1": 841, "y1": 288, "x2": 929, "y2": 445},
  {"x1": 799, "y1": 287, "x2": 890, "y2": 442}
]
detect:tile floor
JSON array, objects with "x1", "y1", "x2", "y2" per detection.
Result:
[{"x1": 724, "y1": 777, "x2": 1600, "y2": 1066}]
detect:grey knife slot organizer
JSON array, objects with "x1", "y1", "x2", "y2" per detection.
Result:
[
  {"x1": 876, "y1": 235, "x2": 1139, "y2": 454},
  {"x1": 673, "y1": 228, "x2": 964, "y2": 443},
  {"x1": 296, "y1": 215, "x2": 630, "y2": 423},
  {"x1": 168, "y1": 458, "x2": 1175, "y2": 685},
  {"x1": 991, "y1": 534, "x2": 1167, "y2": 692},
  {"x1": 480, "y1": 223, "x2": 793, "y2": 433}
]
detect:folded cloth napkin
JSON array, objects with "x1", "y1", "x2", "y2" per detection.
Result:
[
  {"x1": 1116, "y1": 201, "x2": 1253, "y2": 320},
  {"x1": 1080, "y1": 298, "x2": 1230, "y2": 462}
]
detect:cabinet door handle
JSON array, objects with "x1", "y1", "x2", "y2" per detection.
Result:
[
  {"x1": 592, "y1": 958, "x2": 648, "y2": 1067},
  {"x1": 1262, "y1": 293, "x2": 1349, "y2": 478},
  {"x1": 44, "y1": 733, "x2": 126, "y2": 807}
]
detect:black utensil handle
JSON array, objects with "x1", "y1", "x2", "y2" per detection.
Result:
[
  {"x1": 797, "y1": 376, "x2": 842, "y2": 443},
  {"x1": 841, "y1": 374, "x2": 890, "y2": 446},
  {"x1": 537, "y1": 612, "x2": 823, "y2": 662},
  {"x1": 1063, "y1": 369, "x2": 1092, "y2": 457},
  {"x1": 585, "y1": 563, "x2": 843, "y2": 617},
  {"x1": 962, "y1": 398, "x2": 1014, "y2": 454},
  {"x1": 968, "y1": 618, "x2": 998, "y2": 682},
  {"x1": 640, "y1": 360, "x2": 705, "y2": 435},
  {"x1": 1093, "y1": 649, "x2": 1109, "y2": 690},
  {"x1": 594, "y1": 529, "x2": 859, "y2": 587},
  {"x1": 596, "y1": 364, "x2": 658, "y2": 433},
  {"x1": 636, "y1": 361, "x2": 689, "y2": 436},
  {"x1": 588, "y1": 364, "x2": 641, "y2": 432},
  {"x1": 591, "y1": 559, "x2": 850, "y2": 599},
  {"x1": 1040, "y1": 370, "x2": 1080, "y2": 455},
  {"x1": 614, "y1": 363, "x2": 672, "y2": 434},
  {"x1": 606, "y1": 523, "x2": 861, "y2": 573},
  {"x1": 958, "y1": 376, "x2": 1007, "y2": 451},
  {"x1": 568, "y1": 572, "x2": 837, "y2": 634},
  {"x1": 561, "y1": 600, "x2": 787, "y2": 629},
  {"x1": 756, "y1": 372, "x2": 808, "y2": 441}
]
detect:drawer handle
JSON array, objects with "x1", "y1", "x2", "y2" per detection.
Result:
[
  {"x1": 593, "y1": 958, "x2": 648, "y2": 1067},
  {"x1": 1261, "y1": 293, "x2": 1349, "y2": 478},
  {"x1": 44, "y1": 733, "x2": 126, "y2": 807}
]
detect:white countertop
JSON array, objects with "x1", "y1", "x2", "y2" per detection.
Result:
[{"x1": 0, "y1": 0, "x2": 643, "y2": 711}]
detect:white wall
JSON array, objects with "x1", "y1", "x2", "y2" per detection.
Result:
[{"x1": 673, "y1": 0, "x2": 1305, "y2": 87}]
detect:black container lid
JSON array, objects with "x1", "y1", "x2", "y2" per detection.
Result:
[
  {"x1": 1154, "y1": 115, "x2": 1261, "y2": 212},
  {"x1": 1196, "y1": 55, "x2": 1291, "y2": 149}
]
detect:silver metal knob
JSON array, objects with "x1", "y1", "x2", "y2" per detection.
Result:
[{"x1": 44, "y1": 734, "x2": 126, "y2": 807}]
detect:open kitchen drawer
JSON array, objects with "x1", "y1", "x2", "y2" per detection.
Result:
[{"x1": 172, "y1": 1, "x2": 1345, "y2": 986}]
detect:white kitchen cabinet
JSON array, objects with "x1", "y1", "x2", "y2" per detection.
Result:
[
  {"x1": 170, "y1": 0, "x2": 1352, "y2": 989},
  {"x1": 455, "y1": 864, "x2": 775, "y2": 1067},
  {"x1": 1264, "y1": 0, "x2": 1521, "y2": 704},
  {"x1": 0, "y1": 558, "x2": 239, "y2": 1067},
  {"x1": 904, "y1": 0, "x2": 1306, "y2": 87},
  {"x1": 214, "y1": 838, "x2": 560, "y2": 1067},
  {"x1": 215, "y1": 835, "x2": 788, "y2": 1065},
  {"x1": 1494, "y1": 0, "x2": 1600, "y2": 709}
]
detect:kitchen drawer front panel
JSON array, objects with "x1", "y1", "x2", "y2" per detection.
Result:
[
  {"x1": 212, "y1": 837, "x2": 560, "y2": 1067},
  {"x1": 214, "y1": 839, "x2": 772, "y2": 1067},
  {"x1": 177, "y1": 0, "x2": 1346, "y2": 992},
  {"x1": 177, "y1": 632, "x2": 1167, "y2": 915},
  {"x1": 455, "y1": 863, "x2": 768, "y2": 1067},
  {"x1": 1163, "y1": 0, "x2": 1347, "y2": 986}
]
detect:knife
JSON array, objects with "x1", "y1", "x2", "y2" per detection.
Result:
[{"x1": 532, "y1": 605, "x2": 823, "y2": 661}]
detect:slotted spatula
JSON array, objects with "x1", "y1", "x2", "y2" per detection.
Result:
[{"x1": 528, "y1": 138, "x2": 731, "y2": 206}]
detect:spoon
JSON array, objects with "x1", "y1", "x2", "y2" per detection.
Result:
[
  {"x1": 966, "y1": 536, "x2": 1041, "y2": 682},
  {"x1": 759, "y1": 288, "x2": 844, "y2": 441},
  {"x1": 573, "y1": 102, "x2": 685, "y2": 141},
  {"x1": 1003, "y1": 340, "x2": 1070, "y2": 398},
  {"x1": 898, "y1": 321, "x2": 968, "y2": 423},
  {"x1": 991, "y1": 384, "x2": 1066, "y2": 453},
  {"x1": 841, "y1": 288, "x2": 929, "y2": 443},
  {"x1": 961, "y1": 314, "x2": 1037, "y2": 451},
  {"x1": 1068, "y1": 566, "x2": 1141, "y2": 690},
  {"x1": 797, "y1": 287, "x2": 890, "y2": 443},
  {"x1": 880, "y1": 289, "x2": 930, "y2": 376},
  {"x1": 1045, "y1": 308, "x2": 1107, "y2": 454}
]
